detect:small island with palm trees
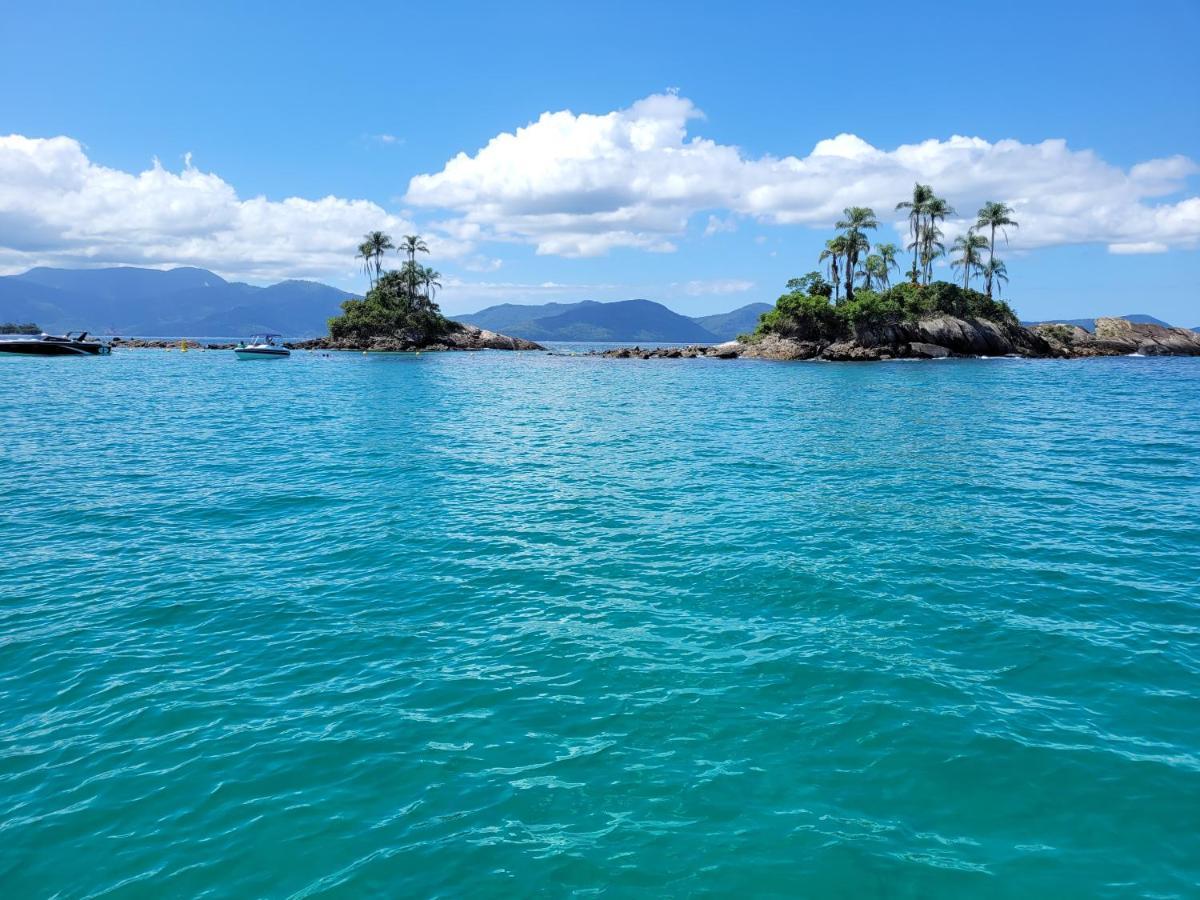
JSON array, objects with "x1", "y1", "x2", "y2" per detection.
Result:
[
  {"x1": 292, "y1": 232, "x2": 542, "y2": 352},
  {"x1": 739, "y1": 187, "x2": 1032, "y2": 359},
  {"x1": 598, "y1": 184, "x2": 1200, "y2": 361}
]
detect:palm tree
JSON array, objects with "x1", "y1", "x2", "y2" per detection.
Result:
[
  {"x1": 860, "y1": 254, "x2": 884, "y2": 291},
  {"x1": 896, "y1": 183, "x2": 934, "y2": 283},
  {"x1": 421, "y1": 267, "x2": 443, "y2": 302},
  {"x1": 397, "y1": 259, "x2": 419, "y2": 301},
  {"x1": 913, "y1": 226, "x2": 945, "y2": 282},
  {"x1": 362, "y1": 230, "x2": 394, "y2": 285},
  {"x1": 875, "y1": 243, "x2": 900, "y2": 290},
  {"x1": 922, "y1": 197, "x2": 955, "y2": 284},
  {"x1": 951, "y1": 231, "x2": 989, "y2": 290},
  {"x1": 835, "y1": 206, "x2": 878, "y2": 301},
  {"x1": 842, "y1": 230, "x2": 871, "y2": 300},
  {"x1": 981, "y1": 258, "x2": 1009, "y2": 297},
  {"x1": 399, "y1": 235, "x2": 430, "y2": 298},
  {"x1": 400, "y1": 234, "x2": 429, "y2": 265},
  {"x1": 975, "y1": 202, "x2": 1019, "y2": 297},
  {"x1": 819, "y1": 236, "x2": 848, "y2": 303},
  {"x1": 356, "y1": 241, "x2": 376, "y2": 288}
]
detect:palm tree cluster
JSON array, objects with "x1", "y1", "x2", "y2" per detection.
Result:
[
  {"x1": 818, "y1": 208, "x2": 901, "y2": 304},
  {"x1": 331, "y1": 231, "x2": 451, "y2": 344},
  {"x1": 816, "y1": 188, "x2": 1018, "y2": 300},
  {"x1": 896, "y1": 184, "x2": 955, "y2": 286},
  {"x1": 356, "y1": 231, "x2": 442, "y2": 302}
]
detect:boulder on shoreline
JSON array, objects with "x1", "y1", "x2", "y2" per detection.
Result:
[{"x1": 1033, "y1": 317, "x2": 1200, "y2": 357}]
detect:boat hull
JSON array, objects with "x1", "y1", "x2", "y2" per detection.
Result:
[
  {"x1": 235, "y1": 347, "x2": 290, "y2": 359},
  {"x1": 0, "y1": 340, "x2": 108, "y2": 356}
]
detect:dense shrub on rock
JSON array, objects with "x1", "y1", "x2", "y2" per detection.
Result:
[
  {"x1": 328, "y1": 271, "x2": 457, "y2": 345},
  {"x1": 755, "y1": 280, "x2": 1019, "y2": 342}
]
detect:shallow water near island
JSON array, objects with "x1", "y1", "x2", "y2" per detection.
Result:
[{"x1": 2, "y1": 348, "x2": 1199, "y2": 897}]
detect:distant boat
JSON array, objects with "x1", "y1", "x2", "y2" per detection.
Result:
[
  {"x1": 234, "y1": 333, "x2": 290, "y2": 359},
  {"x1": 0, "y1": 331, "x2": 110, "y2": 356}
]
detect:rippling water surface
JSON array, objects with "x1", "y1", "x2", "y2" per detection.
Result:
[{"x1": 2, "y1": 349, "x2": 1198, "y2": 897}]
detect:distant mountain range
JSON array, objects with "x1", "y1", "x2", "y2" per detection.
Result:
[
  {"x1": 461, "y1": 300, "x2": 773, "y2": 342},
  {"x1": 5, "y1": 266, "x2": 1188, "y2": 342},
  {"x1": 0, "y1": 266, "x2": 353, "y2": 336},
  {"x1": 0, "y1": 266, "x2": 773, "y2": 341}
]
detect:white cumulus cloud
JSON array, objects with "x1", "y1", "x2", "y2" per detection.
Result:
[
  {"x1": 2, "y1": 96, "x2": 1197, "y2": 284},
  {"x1": 405, "y1": 92, "x2": 1200, "y2": 257},
  {"x1": 0, "y1": 134, "x2": 432, "y2": 282}
]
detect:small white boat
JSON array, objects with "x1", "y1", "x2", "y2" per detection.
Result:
[{"x1": 234, "y1": 333, "x2": 290, "y2": 359}]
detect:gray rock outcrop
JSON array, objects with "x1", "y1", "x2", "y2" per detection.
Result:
[
  {"x1": 595, "y1": 312, "x2": 1200, "y2": 363},
  {"x1": 289, "y1": 322, "x2": 543, "y2": 352},
  {"x1": 1034, "y1": 317, "x2": 1200, "y2": 357}
]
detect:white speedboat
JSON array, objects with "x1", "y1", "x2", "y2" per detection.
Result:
[{"x1": 234, "y1": 333, "x2": 290, "y2": 359}]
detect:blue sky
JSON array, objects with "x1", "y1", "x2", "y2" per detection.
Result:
[{"x1": 1, "y1": 0, "x2": 1198, "y2": 323}]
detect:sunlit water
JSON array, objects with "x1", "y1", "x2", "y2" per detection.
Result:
[{"x1": 2, "y1": 348, "x2": 1198, "y2": 898}]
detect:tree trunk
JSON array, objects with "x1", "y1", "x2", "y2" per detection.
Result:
[
  {"x1": 911, "y1": 216, "x2": 921, "y2": 277},
  {"x1": 988, "y1": 224, "x2": 998, "y2": 300}
]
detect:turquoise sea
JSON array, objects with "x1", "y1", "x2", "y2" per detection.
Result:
[{"x1": 2, "y1": 348, "x2": 1198, "y2": 898}]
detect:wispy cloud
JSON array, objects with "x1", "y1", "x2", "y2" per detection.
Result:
[
  {"x1": 703, "y1": 215, "x2": 737, "y2": 237},
  {"x1": 679, "y1": 279, "x2": 754, "y2": 296},
  {"x1": 462, "y1": 255, "x2": 503, "y2": 272},
  {"x1": 1108, "y1": 241, "x2": 1169, "y2": 254},
  {"x1": 363, "y1": 133, "x2": 404, "y2": 146}
]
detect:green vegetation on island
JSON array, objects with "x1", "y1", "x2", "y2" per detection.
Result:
[
  {"x1": 332, "y1": 233, "x2": 455, "y2": 344},
  {"x1": 752, "y1": 279, "x2": 1018, "y2": 343},
  {"x1": 297, "y1": 232, "x2": 540, "y2": 350},
  {"x1": 751, "y1": 186, "x2": 1020, "y2": 342},
  {"x1": 1, "y1": 322, "x2": 41, "y2": 334}
]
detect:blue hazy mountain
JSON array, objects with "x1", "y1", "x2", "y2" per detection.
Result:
[
  {"x1": 459, "y1": 301, "x2": 596, "y2": 337},
  {"x1": 0, "y1": 267, "x2": 353, "y2": 336},
  {"x1": 461, "y1": 299, "x2": 720, "y2": 343},
  {"x1": 460, "y1": 298, "x2": 763, "y2": 342},
  {"x1": 1022, "y1": 313, "x2": 1174, "y2": 332},
  {"x1": 691, "y1": 303, "x2": 773, "y2": 340}
]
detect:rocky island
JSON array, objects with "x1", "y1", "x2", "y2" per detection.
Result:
[
  {"x1": 595, "y1": 315, "x2": 1200, "y2": 361},
  {"x1": 104, "y1": 324, "x2": 540, "y2": 353},
  {"x1": 287, "y1": 233, "x2": 542, "y2": 352},
  {"x1": 592, "y1": 278, "x2": 1200, "y2": 362},
  {"x1": 289, "y1": 322, "x2": 540, "y2": 352},
  {"x1": 591, "y1": 191, "x2": 1199, "y2": 363}
]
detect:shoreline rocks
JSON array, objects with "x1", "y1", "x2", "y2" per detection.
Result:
[
  {"x1": 92, "y1": 316, "x2": 1200, "y2": 361},
  {"x1": 1033, "y1": 317, "x2": 1200, "y2": 357},
  {"x1": 106, "y1": 322, "x2": 543, "y2": 352},
  {"x1": 109, "y1": 338, "x2": 236, "y2": 349},
  {"x1": 589, "y1": 316, "x2": 1200, "y2": 362},
  {"x1": 288, "y1": 322, "x2": 543, "y2": 352}
]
